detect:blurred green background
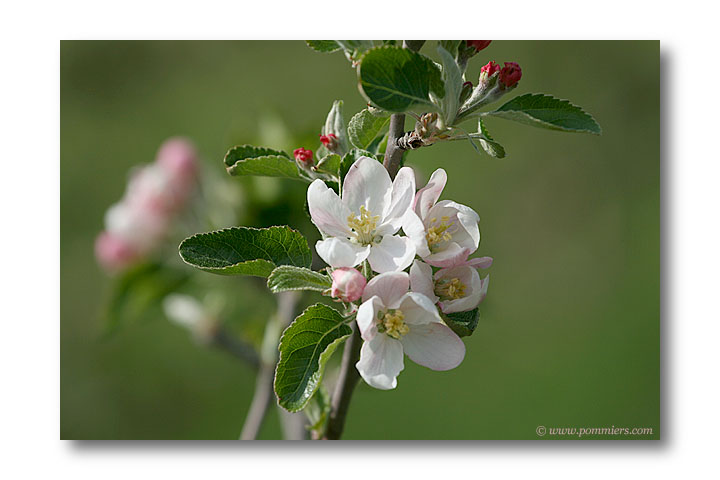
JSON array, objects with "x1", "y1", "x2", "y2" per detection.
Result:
[{"x1": 61, "y1": 40, "x2": 659, "y2": 440}]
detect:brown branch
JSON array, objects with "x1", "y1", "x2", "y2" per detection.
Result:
[{"x1": 323, "y1": 322, "x2": 362, "y2": 440}]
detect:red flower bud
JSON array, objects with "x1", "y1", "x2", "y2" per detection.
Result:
[
  {"x1": 499, "y1": 62, "x2": 522, "y2": 88},
  {"x1": 480, "y1": 61, "x2": 501, "y2": 76},
  {"x1": 293, "y1": 147, "x2": 314, "y2": 167},
  {"x1": 319, "y1": 133, "x2": 337, "y2": 147},
  {"x1": 462, "y1": 81, "x2": 473, "y2": 89},
  {"x1": 466, "y1": 40, "x2": 492, "y2": 52}
]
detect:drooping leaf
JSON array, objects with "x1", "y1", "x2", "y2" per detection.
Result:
[
  {"x1": 443, "y1": 308, "x2": 480, "y2": 337},
  {"x1": 347, "y1": 107, "x2": 391, "y2": 150},
  {"x1": 304, "y1": 383, "x2": 331, "y2": 438},
  {"x1": 358, "y1": 45, "x2": 444, "y2": 112},
  {"x1": 224, "y1": 145, "x2": 305, "y2": 180},
  {"x1": 275, "y1": 304, "x2": 352, "y2": 412},
  {"x1": 485, "y1": 93, "x2": 602, "y2": 134},
  {"x1": 267, "y1": 266, "x2": 332, "y2": 293},
  {"x1": 475, "y1": 118, "x2": 506, "y2": 158},
  {"x1": 437, "y1": 45, "x2": 463, "y2": 125},
  {"x1": 306, "y1": 40, "x2": 342, "y2": 53},
  {"x1": 179, "y1": 226, "x2": 312, "y2": 277}
]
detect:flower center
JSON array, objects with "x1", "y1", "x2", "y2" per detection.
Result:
[
  {"x1": 347, "y1": 205, "x2": 380, "y2": 245},
  {"x1": 426, "y1": 216, "x2": 454, "y2": 251},
  {"x1": 435, "y1": 277, "x2": 466, "y2": 301},
  {"x1": 377, "y1": 309, "x2": 409, "y2": 339}
]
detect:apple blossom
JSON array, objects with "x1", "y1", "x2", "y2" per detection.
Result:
[
  {"x1": 94, "y1": 231, "x2": 140, "y2": 272},
  {"x1": 163, "y1": 294, "x2": 218, "y2": 344},
  {"x1": 355, "y1": 271, "x2": 466, "y2": 390},
  {"x1": 409, "y1": 259, "x2": 489, "y2": 314},
  {"x1": 330, "y1": 267, "x2": 367, "y2": 302},
  {"x1": 402, "y1": 168, "x2": 481, "y2": 268},
  {"x1": 307, "y1": 156, "x2": 416, "y2": 273},
  {"x1": 499, "y1": 62, "x2": 522, "y2": 88}
]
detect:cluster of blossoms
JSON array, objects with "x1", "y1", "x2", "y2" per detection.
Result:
[
  {"x1": 95, "y1": 138, "x2": 198, "y2": 273},
  {"x1": 308, "y1": 157, "x2": 491, "y2": 389}
]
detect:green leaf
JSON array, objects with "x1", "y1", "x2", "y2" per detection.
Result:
[
  {"x1": 179, "y1": 226, "x2": 312, "y2": 277},
  {"x1": 347, "y1": 107, "x2": 391, "y2": 150},
  {"x1": 304, "y1": 383, "x2": 331, "y2": 437},
  {"x1": 443, "y1": 308, "x2": 480, "y2": 337},
  {"x1": 224, "y1": 145, "x2": 305, "y2": 180},
  {"x1": 314, "y1": 154, "x2": 342, "y2": 176},
  {"x1": 267, "y1": 266, "x2": 332, "y2": 293},
  {"x1": 438, "y1": 40, "x2": 462, "y2": 58},
  {"x1": 358, "y1": 45, "x2": 444, "y2": 112},
  {"x1": 437, "y1": 45, "x2": 463, "y2": 125},
  {"x1": 306, "y1": 40, "x2": 341, "y2": 53},
  {"x1": 475, "y1": 119, "x2": 506, "y2": 158},
  {"x1": 485, "y1": 93, "x2": 602, "y2": 135},
  {"x1": 275, "y1": 304, "x2": 352, "y2": 412}
]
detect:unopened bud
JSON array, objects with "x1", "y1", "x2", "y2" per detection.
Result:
[
  {"x1": 466, "y1": 40, "x2": 492, "y2": 52},
  {"x1": 293, "y1": 147, "x2": 314, "y2": 169},
  {"x1": 319, "y1": 133, "x2": 338, "y2": 151},
  {"x1": 95, "y1": 231, "x2": 139, "y2": 273},
  {"x1": 499, "y1": 62, "x2": 522, "y2": 88},
  {"x1": 156, "y1": 137, "x2": 198, "y2": 184},
  {"x1": 330, "y1": 267, "x2": 366, "y2": 302},
  {"x1": 479, "y1": 61, "x2": 501, "y2": 86}
]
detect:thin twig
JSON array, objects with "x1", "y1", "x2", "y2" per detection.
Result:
[
  {"x1": 323, "y1": 322, "x2": 362, "y2": 440},
  {"x1": 213, "y1": 328, "x2": 260, "y2": 368},
  {"x1": 239, "y1": 291, "x2": 299, "y2": 440}
]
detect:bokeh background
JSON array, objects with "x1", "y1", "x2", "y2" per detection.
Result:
[{"x1": 61, "y1": 40, "x2": 659, "y2": 440}]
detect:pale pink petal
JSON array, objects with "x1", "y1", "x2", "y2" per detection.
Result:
[
  {"x1": 424, "y1": 243, "x2": 472, "y2": 268},
  {"x1": 401, "y1": 322, "x2": 465, "y2": 371},
  {"x1": 381, "y1": 166, "x2": 416, "y2": 232},
  {"x1": 342, "y1": 156, "x2": 392, "y2": 219},
  {"x1": 307, "y1": 179, "x2": 352, "y2": 238},
  {"x1": 397, "y1": 292, "x2": 442, "y2": 326},
  {"x1": 362, "y1": 271, "x2": 409, "y2": 307},
  {"x1": 409, "y1": 260, "x2": 438, "y2": 303},
  {"x1": 367, "y1": 235, "x2": 416, "y2": 274},
  {"x1": 401, "y1": 210, "x2": 431, "y2": 258},
  {"x1": 356, "y1": 334, "x2": 404, "y2": 390},
  {"x1": 315, "y1": 237, "x2": 370, "y2": 268},
  {"x1": 356, "y1": 296, "x2": 384, "y2": 341},
  {"x1": 428, "y1": 200, "x2": 480, "y2": 253},
  {"x1": 465, "y1": 256, "x2": 493, "y2": 269},
  {"x1": 413, "y1": 168, "x2": 447, "y2": 220}
]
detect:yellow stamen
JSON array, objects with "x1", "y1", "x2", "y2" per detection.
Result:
[
  {"x1": 380, "y1": 309, "x2": 410, "y2": 339},
  {"x1": 426, "y1": 215, "x2": 453, "y2": 250},
  {"x1": 435, "y1": 277, "x2": 466, "y2": 301},
  {"x1": 347, "y1": 205, "x2": 380, "y2": 245}
]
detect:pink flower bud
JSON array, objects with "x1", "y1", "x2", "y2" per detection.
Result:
[
  {"x1": 499, "y1": 62, "x2": 522, "y2": 88},
  {"x1": 156, "y1": 137, "x2": 198, "y2": 184},
  {"x1": 95, "y1": 231, "x2": 139, "y2": 272},
  {"x1": 466, "y1": 40, "x2": 491, "y2": 52},
  {"x1": 293, "y1": 147, "x2": 314, "y2": 168},
  {"x1": 319, "y1": 133, "x2": 337, "y2": 147},
  {"x1": 330, "y1": 267, "x2": 367, "y2": 302}
]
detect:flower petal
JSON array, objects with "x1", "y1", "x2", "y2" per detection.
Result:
[
  {"x1": 356, "y1": 334, "x2": 404, "y2": 390},
  {"x1": 465, "y1": 256, "x2": 493, "y2": 269},
  {"x1": 342, "y1": 156, "x2": 392, "y2": 219},
  {"x1": 356, "y1": 295, "x2": 384, "y2": 341},
  {"x1": 315, "y1": 237, "x2": 370, "y2": 268},
  {"x1": 424, "y1": 243, "x2": 472, "y2": 268},
  {"x1": 362, "y1": 271, "x2": 409, "y2": 307},
  {"x1": 413, "y1": 168, "x2": 447, "y2": 220},
  {"x1": 367, "y1": 235, "x2": 416, "y2": 273},
  {"x1": 409, "y1": 260, "x2": 438, "y2": 303},
  {"x1": 307, "y1": 179, "x2": 352, "y2": 238},
  {"x1": 437, "y1": 266, "x2": 483, "y2": 313},
  {"x1": 431, "y1": 200, "x2": 480, "y2": 251},
  {"x1": 401, "y1": 322, "x2": 466, "y2": 371},
  {"x1": 401, "y1": 210, "x2": 431, "y2": 258},
  {"x1": 380, "y1": 166, "x2": 416, "y2": 232},
  {"x1": 397, "y1": 292, "x2": 442, "y2": 325}
]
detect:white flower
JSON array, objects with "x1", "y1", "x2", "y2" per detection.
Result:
[
  {"x1": 355, "y1": 271, "x2": 466, "y2": 390},
  {"x1": 402, "y1": 168, "x2": 481, "y2": 268},
  {"x1": 409, "y1": 259, "x2": 489, "y2": 314},
  {"x1": 307, "y1": 156, "x2": 416, "y2": 273},
  {"x1": 104, "y1": 200, "x2": 169, "y2": 254}
]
